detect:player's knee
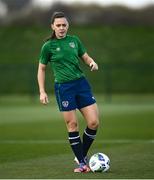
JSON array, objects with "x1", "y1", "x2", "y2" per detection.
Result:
[
  {"x1": 65, "y1": 119, "x2": 78, "y2": 131},
  {"x1": 88, "y1": 119, "x2": 99, "y2": 129}
]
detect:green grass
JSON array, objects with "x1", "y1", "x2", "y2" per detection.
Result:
[{"x1": 0, "y1": 95, "x2": 154, "y2": 178}]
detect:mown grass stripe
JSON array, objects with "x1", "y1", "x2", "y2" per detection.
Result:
[{"x1": 0, "y1": 139, "x2": 153, "y2": 144}]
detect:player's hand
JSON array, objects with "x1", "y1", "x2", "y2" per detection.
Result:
[
  {"x1": 90, "y1": 61, "x2": 98, "y2": 71},
  {"x1": 40, "y1": 92, "x2": 49, "y2": 105}
]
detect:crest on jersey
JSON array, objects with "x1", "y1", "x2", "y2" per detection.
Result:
[
  {"x1": 62, "y1": 101, "x2": 69, "y2": 107},
  {"x1": 69, "y1": 42, "x2": 75, "y2": 48}
]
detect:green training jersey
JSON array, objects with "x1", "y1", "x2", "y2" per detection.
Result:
[{"x1": 39, "y1": 35, "x2": 86, "y2": 83}]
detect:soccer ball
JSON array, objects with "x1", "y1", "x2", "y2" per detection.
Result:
[{"x1": 89, "y1": 152, "x2": 110, "y2": 172}]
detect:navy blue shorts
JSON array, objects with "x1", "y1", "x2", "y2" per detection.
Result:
[{"x1": 54, "y1": 77, "x2": 96, "y2": 111}]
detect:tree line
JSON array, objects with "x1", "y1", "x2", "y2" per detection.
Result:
[{"x1": 0, "y1": 1, "x2": 154, "y2": 26}]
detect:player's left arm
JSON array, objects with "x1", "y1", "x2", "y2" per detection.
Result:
[{"x1": 81, "y1": 52, "x2": 98, "y2": 71}]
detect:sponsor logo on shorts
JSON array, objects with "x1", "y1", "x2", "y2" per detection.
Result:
[
  {"x1": 62, "y1": 101, "x2": 69, "y2": 107},
  {"x1": 92, "y1": 96, "x2": 95, "y2": 100}
]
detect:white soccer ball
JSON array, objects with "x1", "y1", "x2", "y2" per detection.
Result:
[{"x1": 89, "y1": 152, "x2": 110, "y2": 172}]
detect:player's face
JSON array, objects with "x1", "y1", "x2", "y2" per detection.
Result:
[{"x1": 51, "y1": 17, "x2": 69, "y2": 39}]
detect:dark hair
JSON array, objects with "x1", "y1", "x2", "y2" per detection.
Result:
[
  {"x1": 45, "y1": 12, "x2": 67, "y2": 41},
  {"x1": 51, "y1": 11, "x2": 65, "y2": 24}
]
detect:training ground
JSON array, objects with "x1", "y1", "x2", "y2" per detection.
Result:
[{"x1": 0, "y1": 94, "x2": 153, "y2": 179}]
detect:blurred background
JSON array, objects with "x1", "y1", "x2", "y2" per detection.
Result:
[
  {"x1": 0, "y1": 1, "x2": 154, "y2": 178},
  {"x1": 0, "y1": 0, "x2": 154, "y2": 100}
]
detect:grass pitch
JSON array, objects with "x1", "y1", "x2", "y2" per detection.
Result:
[{"x1": 0, "y1": 95, "x2": 154, "y2": 179}]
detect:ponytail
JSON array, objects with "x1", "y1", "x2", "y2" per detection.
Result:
[
  {"x1": 51, "y1": 31, "x2": 56, "y2": 39},
  {"x1": 45, "y1": 31, "x2": 56, "y2": 42}
]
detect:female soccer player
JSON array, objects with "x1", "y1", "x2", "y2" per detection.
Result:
[{"x1": 37, "y1": 12, "x2": 99, "y2": 173}]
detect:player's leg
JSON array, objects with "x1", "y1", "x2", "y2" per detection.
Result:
[
  {"x1": 80, "y1": 103, "x2": 99, "y2": 158},
  {"x1": 54, "y1": 79, "x2": 91, "y2": 172},
  {"x1": 62, "y1": 111, "x2": 90, "y2": 172},
  {"x1": 75, "y1": 77, "x2": 99, "y2": 161}
]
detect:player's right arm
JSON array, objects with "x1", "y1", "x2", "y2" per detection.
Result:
[{"x1": 37, "y1": 63, "x2": 49, "y2": 105}]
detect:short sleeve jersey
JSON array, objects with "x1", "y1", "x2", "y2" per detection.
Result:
[{"x1": 39, "y1": 35, "x2": 86, "y2": 83}]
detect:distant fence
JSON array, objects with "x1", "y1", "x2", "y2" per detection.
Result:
[{"x1": 0, "y1": 63, "x2": 154, "y2": 96}]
